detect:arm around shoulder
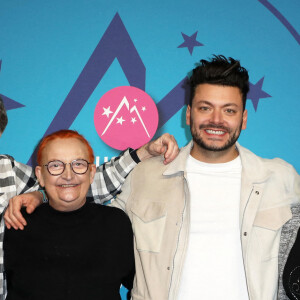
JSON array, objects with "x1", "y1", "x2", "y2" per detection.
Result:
[
  {"x1": 13, "y1": 158, "x2": 39, "y2": 194},
  {"x1": 90, "y1": 149, "x2": 138, "y2": 204}
]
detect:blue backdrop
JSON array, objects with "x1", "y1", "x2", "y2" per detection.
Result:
[
  {"x1": 1, "y1": 1, "x2": 300, "y2": 297},
  {"x1": 1, "y1": 0, "x2": 299, "y2": 170}
]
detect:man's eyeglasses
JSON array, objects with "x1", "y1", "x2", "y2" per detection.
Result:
[{"x1": 43, "y1": 159, "x2": 91, "y2": 176}]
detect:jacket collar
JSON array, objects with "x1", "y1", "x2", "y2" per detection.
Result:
[
  {"x1": 236, "y1": 142, "x2": 273, "y2": 184},
  {"x1": 163, "y1": 141, "x2": 193, "y2": 176},
  {"x1": 163, "y1": 140, "x2": 273, "y2": 183}
]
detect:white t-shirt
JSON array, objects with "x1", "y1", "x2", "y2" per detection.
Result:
[{"x1": 177, "y1": 155, "x2": 249, "y2": 299}]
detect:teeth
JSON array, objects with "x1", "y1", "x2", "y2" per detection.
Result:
[
  {"x1": 205, "y1": 129, "x2": 225, "y2": 135},
  {"x1": 60, "y1": 184, "x2": 77, "y2": 187}
]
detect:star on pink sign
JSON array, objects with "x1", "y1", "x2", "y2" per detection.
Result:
[
  {"x1": 117, "y1": 116, "x2": 125, "y2": 125},
  {"x1": 102, "y1": 106, "x2": 113, "y2": 117}
]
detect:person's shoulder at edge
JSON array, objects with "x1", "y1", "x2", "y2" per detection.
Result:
[
  {"x1": 238, "y1": 143, "x2": 298, "y2": 173},
  {"x1": 0, "y1": 154, "x2": 14, "y2": 164}
]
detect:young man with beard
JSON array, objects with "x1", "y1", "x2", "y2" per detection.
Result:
[{"x1": 111, "y1": 55, "x2": 300, "y2": 299}]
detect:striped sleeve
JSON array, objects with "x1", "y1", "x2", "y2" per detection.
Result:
[{"x1": 87, "y1": 148, "x2": 139, "y2": 204}]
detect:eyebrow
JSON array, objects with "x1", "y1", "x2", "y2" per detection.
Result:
[
  {"x1": 46, "y1": 158, "x2": 86, "y2": 163},
  {"x1": 196, "y1": 100, "x2": 239, "y2": 108}
]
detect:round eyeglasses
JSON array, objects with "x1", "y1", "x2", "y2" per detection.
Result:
[{"x1": 43, "y1": 159, "x2": 91, "y2": 176}]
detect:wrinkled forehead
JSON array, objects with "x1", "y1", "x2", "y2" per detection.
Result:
[{"x1": 41, "y1": 138, "x2": 89, "y2": 162}]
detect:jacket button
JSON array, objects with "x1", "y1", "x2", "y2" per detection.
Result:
[
  {"x1": 167, "y1": 267, "x2": 170, "y2": 270},
  {"x1": 255, "y1": 191, "x2": 259, "y2": 195},
  {"x1": 243, "y1": 232, "x2": 247, "y2": 236}
]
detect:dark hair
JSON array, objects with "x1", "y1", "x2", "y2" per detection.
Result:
[
  {"x1": 0, "y1": 97, "x2": 8, "y2": 134},
  {"x1": 189, "y1": 55, "x2": 249, "y2": 110}
]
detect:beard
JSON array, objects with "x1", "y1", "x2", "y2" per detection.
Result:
[{"x1": 190, "y1": 119, "x2": 243, "y2": 152}]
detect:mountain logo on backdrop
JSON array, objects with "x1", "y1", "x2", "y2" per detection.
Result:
[{"x1": 94, "y1": 86, "x2": 158, "y2": 150}]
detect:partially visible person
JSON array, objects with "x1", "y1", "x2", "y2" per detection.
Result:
[
  {"x1": 0, "y1": 97, "x2": 8, "y2": 136},
  {"x1": 0, "y1": 96, "x2": 39, "y2": 209},
  {"x1": 3, "y1": 129, "x2": 135, "y2": 299},
  {"x1": 0, "y1": 97, "x2": 41, "y2": 298},
  {"x1": 278, "y1": 205, "x2": 300, "y2": 299},
  {"x1": 0, "y1": 95, "x2": 40, "y2": 231}
]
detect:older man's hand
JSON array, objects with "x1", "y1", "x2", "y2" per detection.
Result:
[
  {"x1": 4, "y1": 191, "x2": 43, "y2": 230},
  {"x1": 136, "y1": 133, "x2": 179, "y2": 164}
]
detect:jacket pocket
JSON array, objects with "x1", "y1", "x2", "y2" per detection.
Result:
[
  {"x1": 131, "y1": 201, "x2": 167, "y2": 253},
  {"x1": 252, "y1": 205, "x2": 292, "y2": 261}
]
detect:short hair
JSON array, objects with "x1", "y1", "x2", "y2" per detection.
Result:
[
  {"x1": 0, "y1": 97, "x2": 8, "y2": 134},
  {"x1": 37, "y1": 130, "x2": 94, "y2": 165},
  {"x1": 189, "y1": 55, "x2": 249, "y2": 110}
]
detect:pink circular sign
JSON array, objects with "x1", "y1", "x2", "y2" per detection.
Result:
[{"x1": 94, "y1": 86, "x2": 159, "y2": 150}]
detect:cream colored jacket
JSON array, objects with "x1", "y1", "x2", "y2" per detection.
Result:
[{"x1": 112, "y1": 141, "x2": 300, "y2": 300}]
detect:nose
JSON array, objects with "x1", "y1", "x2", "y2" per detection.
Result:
[
  {"x1": 210, "y1": 109, "x2": 223, "y2": 124},
  {"x1": 61, "y1": 163, "x2": 74, "y2": 180}
]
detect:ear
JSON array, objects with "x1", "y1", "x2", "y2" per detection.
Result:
[
  {"x1": 89, "y1": 164, "x2": 96, "y2": 184},
  {"x1": 35, "y1": 166, "x2": 45, "y2": 187},
  {"x1": 241, "y1": 109, "x2": 248, "y2": 130},
  {"x1": 186, "y1": 105, "x2": 191, "y2": 126}
]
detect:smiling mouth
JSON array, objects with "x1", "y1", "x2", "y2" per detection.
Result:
[
  {"x1": 205, "y1": 129, "x2": 226, "y2": 135},
  {"x1": 58, "y1": 184, "x2": 79, "y2": 188}
]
